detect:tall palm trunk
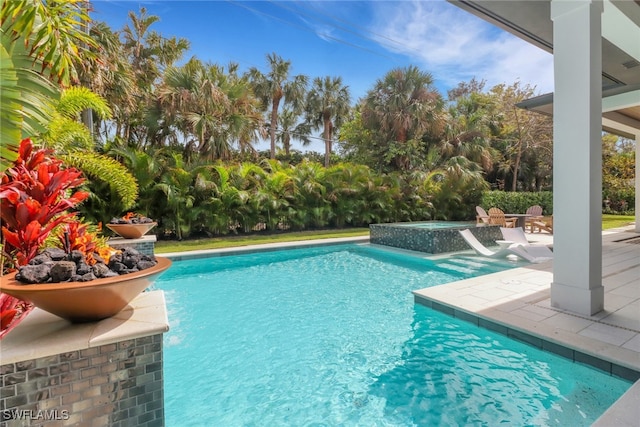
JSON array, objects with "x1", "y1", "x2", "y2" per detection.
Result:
[
  {"x1": 323, "y1": 119, "x2": 333, "y2": 167},
  {"x1": 511, "y1": 106, "x2": 524, "y2": 192},
  {"x1": 270, "y1": 97, "x2": 281, "y2": 159}
]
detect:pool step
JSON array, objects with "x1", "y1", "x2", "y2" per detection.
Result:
[{"x1": 436, "y1": 257, "x2": 509, "y2": 275}]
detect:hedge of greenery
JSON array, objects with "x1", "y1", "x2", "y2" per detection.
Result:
[{"x1": 480, "y1": 191, "x2": 553, "y2": 215}]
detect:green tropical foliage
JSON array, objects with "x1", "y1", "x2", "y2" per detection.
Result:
[
  {"x1": 2, "y1": 1, "x2": 633, "y2": 246},
  {"x1": 1, "y1": 0, "x2": 96, "y2": 86},
  {"x1": 111, "y1": 158, "x2": 444, "y2": 238},
  {"x1": 43, "y1": 86, "x2": 112, "y2": 149},
  {"x1": 0, "y1": 41, "x2": 57, "y2": 170},
  {"x1": 249, "y1": 53, "x2": 308, "y2": 159},
  {"x1": 40, "y1": 87, "x2": 139, "y2": 215},
  {"x1": 305, "y1": 76, "x2": 351, "y2": 167},
  {"x1": 602, "y1": 134, "x2": 635, "y2": 213},
  {"x1": 481, "y1": 190, "x2": 554, "y2": 216}
]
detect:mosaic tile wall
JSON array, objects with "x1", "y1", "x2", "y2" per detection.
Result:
[
  {"x1": 1, "y1": 334, "x2": 164, "y2": 427},
  {"x1": 109, "y1": 237, "x2": 156, "y2": 257},
  {"x1": 369, "y1": 223, "x2": 502, "y2": 253}
]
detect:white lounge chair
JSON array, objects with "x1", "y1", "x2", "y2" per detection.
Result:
[
  {"x1": 500, "y1": 227, "x2": 554, "y2": 259},
  {"x1": 500, "y1": 226, "x2": 530, "y2": 245},
  {"x1": 459, "y1": 229, "x2": 552, "y2": 263}
]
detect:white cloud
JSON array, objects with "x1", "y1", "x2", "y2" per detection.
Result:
[
  {"x1": 368, "y1": 0, "x2": 554, "y2": 95},
  {"x1": 300, "y1": 17, "x2": 337, "y2": 43}
]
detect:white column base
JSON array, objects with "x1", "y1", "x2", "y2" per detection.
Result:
[{"x1": 551, "y1": 281, "x2": 604, "y2": 316}]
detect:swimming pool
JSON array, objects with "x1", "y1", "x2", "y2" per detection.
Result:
[{"x1": 155, "y1": 244, "x2": 631, "y2": 426}]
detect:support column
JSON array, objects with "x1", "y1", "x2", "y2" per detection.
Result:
[{"x1": 550, "y1": 0, "x2": 604, "y2": 315}]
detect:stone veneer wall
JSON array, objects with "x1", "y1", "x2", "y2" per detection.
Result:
[
  {"x1": 1, "y1": 334, "x2": 164, "y2": 427},
  {"x1": 108, "y1": 235, "x2": 156, "y2": 257},
  {"x1": 370, "y1": 222, "x2": 502, "y2": 254}
]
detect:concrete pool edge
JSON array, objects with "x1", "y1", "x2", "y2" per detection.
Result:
[
  {"x1": 159, "y1": 235, "x2": 370, "y2": 260},
  {"x1": 413, "y1": 292, "x2": 640, "y2": 381}
]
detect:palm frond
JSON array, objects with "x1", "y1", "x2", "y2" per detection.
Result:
[
  {"x1": 60, "y1": 152, "x2": 139, "y2": 209},
  {"x1": 0, "y1": 41, "x2": 58, "y2": 171},
  {"x1": 56, "y1": 86, "x2": 112, "y2": 120}
]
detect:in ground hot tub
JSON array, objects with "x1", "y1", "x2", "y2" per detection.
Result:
[{"x1": 369, "y1": 221, "x2": 501, "y2": 254}]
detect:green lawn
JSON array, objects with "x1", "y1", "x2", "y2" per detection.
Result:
[
  {"x1": 154, "y1": 215, "x2": 635, "y2": 254},
  {"x1": 602, "y1": 214, "x2": 635, "y2": 230},
  {"x1": 154, "y1": 228, "x2": 370, "y2": 253}
]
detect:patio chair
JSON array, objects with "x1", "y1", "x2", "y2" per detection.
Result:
[
  {"x1": 524, "y1": 205, "x2": 544, "y2": 232},
  {"x1": 500, "y1": 227, "x2": 554, "y2": 258},
  {"x1": 488, "y1": 207, "x2": 517, "y2": 228},
  {"x1": 458, "y1": 229, "x2": 551, "y2": 263},
  {"x1": 532, "y1": 216, "x2": 553, "y2": 234},
  {"x1": 476, "y1": 206, "x2": 490, "y2": 225}
]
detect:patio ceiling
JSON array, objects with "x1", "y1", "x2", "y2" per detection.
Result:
[{"x1": 449, "y1": 0, "x2": 640, "y2": 138}]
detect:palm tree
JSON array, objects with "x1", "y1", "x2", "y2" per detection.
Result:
[
  {"x1": 0, "y1": 0, "x2": 96, "y2": 170},
  {"x1": 0, "y1": 40, "x2": 57, "y2": 169},
  {"x1": 213, "y1": 65, "x2": 263, "y2": 159},
  {"x1": 110, "y1": 146, "x2": 165, "y2": 216},
  {"x1": 305, "y1": 76, "x2": 351, "y2": 167},
  {"x1": 362, "y1": 66, "x2": 444, "y2": 171},
  {"x1": 81, "y1": 21, "x2": 137, "y2": 143},
  {"x1": 421, "y1": 156, "x2": 489, "y2": 220},
  {"x1": 255, "y1": 160, "x2": 295, "y2": 230},
  {"x1": 121, "y1": 7, "x2": 161, "y2": 91},
  {"x1": 441, "y1": 92, "x2": 498, "y2": 174},
  {"x1": 157, "y1": 59, "x2": 262, "y2": 161},
  {"x1": 120, "y1": 7, "x2": 189, "y2": 146},
  {"x1": 209, "y1": 164, "x2": 243, "y2": 234},
  {"x1": 276, "y1": 107, "x2": 312, "y2": 157},
  {"x1": 248, "y1": 53, "x2": 308, "y2": 159},
  {"x1": 156, "y1": 155, "x2": 194, "y2": 240}
]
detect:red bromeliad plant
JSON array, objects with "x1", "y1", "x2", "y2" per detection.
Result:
[
  {"x1": 1, "y1": 138, "x2": 89, "y2": 338},
  {"x1": 1, "y1": 138, "x2": 89, "y2": 267}
]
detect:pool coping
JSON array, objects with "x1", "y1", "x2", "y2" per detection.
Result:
[
  {"x1": 159, "y1": 235, "x2": 371, "y2": 261},
  {"x1": 0, "y1": 290, "x2": 169, "y2": 365},
  {"x1": 412, "y1": 292, "x2": 640, "y2": 381}
]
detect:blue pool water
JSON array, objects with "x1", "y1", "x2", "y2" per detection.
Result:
[{"x1": 154, "y1": 244, "x2": 631, "y2": 426}]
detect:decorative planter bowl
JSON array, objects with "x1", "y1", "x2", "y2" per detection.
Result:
[
  {"x1": 0, "y1": 257, "x2": 171, "y2": 322},
  {"x1": 106, "y1": 222, "x2": 157, "y2": 239}
]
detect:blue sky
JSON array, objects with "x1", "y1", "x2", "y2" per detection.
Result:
[{"x1": 90, "y1": 0, "x2": 554, "y2": 151}]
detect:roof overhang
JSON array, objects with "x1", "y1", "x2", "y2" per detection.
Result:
[
  {"x1": 449, "y1": 0, "x2": 640, "y2": 139},
  {"x1": 517, "y1": 86, "x2": 640, "y2": 139}
]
